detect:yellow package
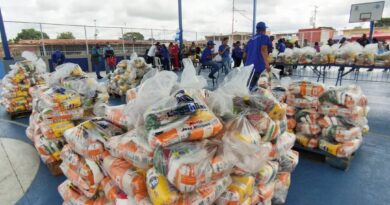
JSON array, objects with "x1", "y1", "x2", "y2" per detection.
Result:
[
  {"x1": 268, "y1": 103, "x2": 287, "y2": 121},
  {"x1": 296, "y1": 134, "x2": 319, "y2": 149},
  {"x1": 52, "y1": 92, "x2": 82, "y2": 109},
  {"x1": 230, "y1": 175, "x2": 255, "y2": 204},
  {"x1": 146, "y1": 168, "x2": 179, "y2": 205},
  {"x1": 42, "y1": 120, "x2": 75, "y2": 139}
]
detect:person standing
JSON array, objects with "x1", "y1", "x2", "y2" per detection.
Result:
[
  {"x1": 314, "y1": 42, "x2": 320, "y2": 52},
  {"x1": 294, "y1": 40, "x2": 301, "y2": 48},
  {"x1": 244, "y1": 21, "x2": 271, "y2": 90},
  {"x1": 327, "y1": 38, "x2": 334, "y2": 47},
  {"x1": 91, "y1": 44, "x2": 103, "y2": 79},
  {"x1": 232, "y1": 41, "x2": 243, "y2": 68},
  {"x1": 104, "y1": 44, "x2": 116, "y2": 74},
  {"x1": 201, "y1": 40, "x2": 221, "y2": 79},
  {"x1": 51, "y1": 49, "x2": 65, "y2": 69},
  {"x1": 219, "y1": 37, "x2": 231, "y2": 74},
  {"x1": 357, "y1": 34, "x2": 369, "y2": 47},
  {"x1": 169, "y1": 42, "x2": 180, "y2": 70},
  {"x1": 147, "y1": 42, "x2": 159, "y2": 66},
  {"x1": 159, "y1": 44, "x2": 170, "y2": 70},
  {"x1": 303, "y1": 39, "x2": 309, "y2": 47}
]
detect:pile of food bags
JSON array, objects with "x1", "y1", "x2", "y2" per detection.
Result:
[
  {"x1": 107, "y1": 55, "x2": 151, "y2": 96},
  {"x1": 26, "y1": 63, "x2": 109, "y2": 167},
  {"x1": 0, "y1": 51, "x2": 46, "y2": 113},
  {"x1": 285, "y1": 80, "x2": 369, "y2": 158}
]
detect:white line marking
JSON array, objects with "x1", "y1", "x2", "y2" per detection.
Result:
[{"x1": 0, "y1": 119, "x2": 28, "y2": 128}]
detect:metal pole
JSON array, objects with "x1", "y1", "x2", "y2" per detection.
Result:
[
  {"x1": 84, "y1": 26, "x2": 89, "y2": 54},
  {"x1": 178, "y1": 0, "x2": 183, "y2": 48},
  {"x1": 151, "y1": 29, "x2": 154, "y2": 45},
  {"x1": 195, "y1": 32, "x2": 198, "y2": 42},
  {"x1": 0, "y1": 8, "x2": 12, "y2": 60},
  {"x1": 369, "y1": 21, "x2": 374, "y2": 43},
  {"x1": 121, "y1": 27, "x2": 126, "y2": 58},
  {"x1": 252, "y1": 0, "x2": 257, "y2": 36},
  {"x1": 39, "y1": 23, "x2": 47, "y2": 56}
]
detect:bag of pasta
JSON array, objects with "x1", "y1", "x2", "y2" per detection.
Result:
[
  {"x1": 144, "y1": 89, "x2": 223, "y2": 148},
  {"x1": 216, "y1": 175, "x2": 255, "y2": 205},
  {"x1": 58, "y1": 180, "x2": 110, "y2": 205},
  {"x1": 272, "y1": 172, "x2": 291, "y2": 204}
]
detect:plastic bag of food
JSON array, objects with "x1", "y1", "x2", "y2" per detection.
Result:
[
  {"x1": 295, "y1": 133, "x2": 319, "y2": 148},
  {"x1": 58, "y1": 180, "x2": 109, "y2": 205},
  {"x1": 249, "y1": 88, "x2": 286, "y2": 121},
  {"x1": 287, "y1": 117, "x2": 297, "y2": 131},
  {"x1": 49, "y1": 63, "x2": 84, "y2": 86},
  {"x1": 126, "y1": 87, "x2": 138, "y2": 103},
  {"x1": 146, "y1": 167, "x2": 231, "y2": 205},
  {"x1": 322, "y1": 125, "x2": 362, "y2": 142},
  {"x1": 286, "y1": 94, "x2": 320, "y2": 109},
  {"x1": 272, "y1": 172, "x2": 291, "y2": 204},
  {"x1": 275, "y1": 132, "x2": 296, "y2": 158},
  {"x1": 216, "y1": 175, "x2": 255, "y2": 205},
  {"x1": 106, "y1": 130, "x2": 153, "y2": 169},
  {"x1": 279, "y1": 150, "x2": 299, "y2": 172},
  {"x1": 40, "y1": 107, "x2": 84, "y2": 123},
  {"x1": 125, "y1": 71, "x2": 178, "y2": 127},
  {"x1": 288, "y1": 80, "x2": 326, "y2": 98},
  {"x1": 100, "y1": 177, "x2": 123, "y2": 202},
  {"x1": 102, "y1": 154, "x2": 148, "y2": 200},
  {"x1": 298, "y1": 47, "x2": 316, "y2": 64},
  {"x1": 245, "y1": 110, "x2": 280, "y2": 142},
  {"x1": 223, "y1": 115, "x2": 271, "y2": 173},
  {"x1": 256, "y1": 161, "x2": 279, "y2": 185},
  {"x1": 207, "y1": 65, "x2": 253, "y2": 118},
  {"x1": 40, "y1": 120, "x2": 75, "y2": 139},
  {"x1": 103, "y1": 105, "x2": 129, "y2": 127},
  {"x1": 38, "y1": 87, "x2": 82, "y2": 111},
  {"x1": 296, "y1": 122, "x2": 321, "y2": 136},
  {"x1": 144, "y1": 89, "x2": 223, "y2": 148},
  {"x1": 319, "y1": 85, "x2": 367, "y2": 109},
  {"x1": 64, "y1": 119, "x2": 125, "y2": 160},
  {"x1": 319, "y1": 136, "x2": 362, "y2": 158},
  {"x1": 33, "y1": 135, "x2": 65, "y2": 164},
  {"x1": 319, "y1": 104, "x2": 367, "y2": 124},
  {"x1": 252, "y1": 181, "x2": 275, "y2": 205}
]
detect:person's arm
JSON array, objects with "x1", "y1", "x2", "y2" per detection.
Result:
[{"x1": 261, "y1": 45, "x2": 270, "y2": 72}]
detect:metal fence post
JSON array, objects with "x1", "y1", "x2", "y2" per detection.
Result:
[
  {"x1": 121, "y1": 27, "x2": 126, "y2": 59},
  {"x1": 39, "y1": 23, "x2": 47, "y2": 56},
  {"x1": 84, "y1": 25, "x2": 91, "y2": 72},
  {"x1": 151, "y1": 29, "x2": 154, "y2": 45}
]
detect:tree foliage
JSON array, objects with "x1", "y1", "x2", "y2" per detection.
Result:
[
  {"x1": 57, "y1": 32, "x2": 75, "y2": 39},
  {"x1": 376, "y1": 18, "x2": 390, "y2": 27},
  {"x1": 122, "y1": 32, "x2": 144, "y2": 40},
  {"x1": 15, "y1": 28, "x2": 49, "y2": 42}
]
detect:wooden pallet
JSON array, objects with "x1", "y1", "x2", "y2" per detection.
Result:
[
  {"x1": 46, "y1": 160, "x2": 63, "y2": 176},
  {"x1": 8, "y1": 110, "x2": 32, "y2": 120},
  {"x1": 293, "y1": 143, "x2": 353, "y2": 171},
  {"x1": 109, "y1": 93, "x2": 126, "y2": 102}
]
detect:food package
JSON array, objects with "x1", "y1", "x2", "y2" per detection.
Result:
[
  {"x1": 298, "y1": 47, "x2": 316, "y2": 64},
  {"x1": 49, "y1": 63, "x2": 84, "y2": 86},
  {"x1": 288, "y1": 81, "x2": 326, "y2": 98},
  {"x1": 106, "y1": 130, "x2": 153, "y2": 169},
  {"x1": 245, "y1": 110, "x2": 280, "y2": 142},
  {"x1": 252, "y1": 181, "x2": 275, "y2": 205},
  {"x1": 40, "y1": 120, "x2": 75, "y2": 139},
  {"x1": 321, "y1": 125, "x2": 362, "y2": 142},
  {"x1": 274, "y1": 132, "x2": 296, "y2": 158},
  {"x1": 107, "y1": 58, "x2": 151, "y2": 96},
  {"x1": 104, "y1": 105, "x2": 129, "y2": 127},
  {"x1": 39, "y1": 107, "x2": 84, "y2": 123},
  {"x1": 153, "y1": 140, "x2": 232, "y2": 193},
  {"x1": 295, "y1": 123, "x2": 322, "y2": 136},
  {"x1": 272, "y1": 172, "x2": 291, "y2": 204},
  {"x1": 295, "y1": 133, "x2": 320, "y2": 148},
  {"x1": 101, "y1": 154, "x2": 148, "y2": 200},
  {"x1": 222, "y1": 115, "x2": 271, "y2": 173},
  {"x1": 60, "y1": 145, "x2": 104, "y2": 198},
  {"x1": 319, "y1": 136, "x2": 362, "y2": 158},
  {"x1": 286, "y1": 94, "x2": 320, "y2": 109},
  {"x1": 146, "y1": 167, "x2": 231, "y2": 205},
  {"x1": 319, "y1": 85, "x2": 368, "y2": 109},
  {"x1": 33, "y1": 135, "x2": 65, "y2": 164},
  {"x1": 256, "y1": 161, "x2": 279, "y2": 185},
  {"x1": 58, "y1": 180, "x2": 110, "y2": 205},
  {"x1": 37, "y1": 87, "x2": 82, "y2": 111},
  {"x1": 144, "y1": 89, "x2": 223, "y2": 148},
  {"x1": 126, "y1": 87, "x2": 138, "y2": 103},
  {"x1": 279, "y1": 150, "x2": 299, "y2": 172},
  {"x1": 216, "y1": 175, "x2": 255, "y2": 205},
  {"x1": 64, "y1": 118, "x2": 125, "y2": 160}
]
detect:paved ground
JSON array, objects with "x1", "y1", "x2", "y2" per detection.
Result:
[{"x1": 0, "y1": 69, "x2": 389, "y2": 205}]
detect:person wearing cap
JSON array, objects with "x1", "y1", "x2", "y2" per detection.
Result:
[
  {"x1": 147, "y1": 42, "x2": 160, "y2": 66},
  {"x1": 218, "y1": 37, "x2": 231, "y2": 73},
  {"x1": 201, "y1": 40, "x2": 222, "y2": 79},
  {"x1": 244, "y1": 21, "x2": 271, "y2": 90}
]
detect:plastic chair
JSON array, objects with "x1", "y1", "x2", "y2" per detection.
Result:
[{"x1": 154, "y1": 57, "x2": 163, "y2": 71}]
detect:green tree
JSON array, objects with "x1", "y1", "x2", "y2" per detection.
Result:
[
  {"x1": 121, "y1": 32, "x2": 144, "y2": 40},
  {"x1": 15, "y1": 28, "x2": 49, "y2": 42},
  {"x1": 57, "y1": 32, "x2": 75, "y2": 39},
  {"x1": 376, "y1": 17, "x2": 390, "y2": 27}
]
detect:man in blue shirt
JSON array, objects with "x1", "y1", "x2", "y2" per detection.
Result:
[
  {"x1": 232, "y1": 41, "x2": 243, "y2": 68},
  {"x1": 244, "y1": 21, "x2": 271, "y2": 90},
  {"x1": 218, "y1": 37, "x2": 231, "y2": 74},
  {"x1": 51, "y1": 49, "x2": 65, "y2": 69},
  {"x1": 201, "y1": 40, "x2": 221, "y2": 79}
]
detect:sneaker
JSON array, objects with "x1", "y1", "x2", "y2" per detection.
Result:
[
  {"x1": 208, "y1": 74, "x2": 216, "y2": 79},
  {"x1": 97, "y1": 76, "x2": 103, "y2": 79}
]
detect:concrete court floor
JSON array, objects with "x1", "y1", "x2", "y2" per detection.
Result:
[{"x1": 0, "y1": 72, "x2": 389, "y2": 205}]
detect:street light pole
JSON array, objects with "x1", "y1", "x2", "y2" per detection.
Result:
[{"x1": 252, "y1": 0, "x2": 257, "y2": 36}]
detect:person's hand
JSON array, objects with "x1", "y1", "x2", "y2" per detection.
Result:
[{"x1": 266, "y1": 65, "x2": 271, "y2": 72}]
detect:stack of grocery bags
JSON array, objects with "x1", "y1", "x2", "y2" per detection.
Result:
[
  {"x1": 1, "y1": 51, "x2": 46, "y2": 113},
  {"x1": 26, "y1": 63, "x2": 109, "y2": 174},
  {"x1": 107, "y1": 55, "x2": 151, "y2": 96},
  {"x1": 286, "y1": 80, "x2": 369, "y2": 158},
  {"x1": 55, "y1": 59, "x2": 298, "y2": 204}
]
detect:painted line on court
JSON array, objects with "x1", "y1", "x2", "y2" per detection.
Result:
[{"x1": 0, "y1": 119, "x2": 28, "y2": 128}]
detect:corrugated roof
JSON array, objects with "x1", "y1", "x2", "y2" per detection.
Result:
[{"x1": 14, "y1": 39, "x2": 171, "y2": 46}]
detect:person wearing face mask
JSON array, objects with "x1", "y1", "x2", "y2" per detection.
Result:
[{"x1": 219, "y1": 37, "x2": 231, "y2": 74}]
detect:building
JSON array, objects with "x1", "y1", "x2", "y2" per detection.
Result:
[
  {"x1": 273, "y1": 32, "x2": 299, "y2": 43},
  {"x1": 205, "y1": 31, "x2": 272, "y2": 44},
  {"x1": 342, "y1": 26, "x2": 390, "y2": 41},
  {"x1": 297, "y1": 27, "x2": 336, "y2": 46}
]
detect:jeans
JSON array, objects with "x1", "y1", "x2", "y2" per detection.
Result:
[
  {"x1": 202, "y1": 61, "x2": 222, "y2": 77},
  {"x1": 247, "y1": 69, "x2": 262, "y2": 91},
  {"x1": 93, "y1": 61, "x2": 101, "y2": 77},
  {"x1": 233, "y1": 58, "x2": 242, "y2": 68},
  {"x1": 222, "y1": 57, "x2": 231, "y2": 73}
]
